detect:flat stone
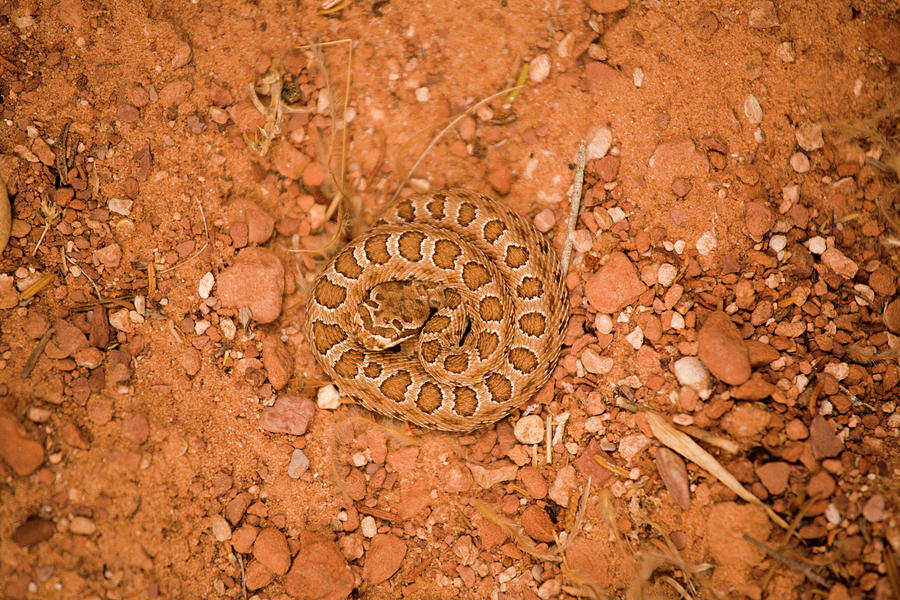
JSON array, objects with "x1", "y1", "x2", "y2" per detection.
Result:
[
  {"x1": 469, "y1": 461, "x2": 518, "y2": 489},
  {"x1": 748, "y1": 1, "x2": 779, "y2": 28},
  {"x1": 0, "y1": 415, "x2": 45, "y2": 476},
  {"x1": 245, "y1": 560, "x2": 274, "y2": 591},
  {"x1": 270, "y1": 140, "x2": 310, "y2": 180},
  {"x1": 284, "y1": 533, "x2": 352, "y2": 600},
  {"x1": 744, "y1": 202, "x2": 775, "y2": 240},
  {"x1": 584, "y1": 252, "x2": 647, "y2": 314},
  {"x1": 13, "y1": 517, "x2": 56, "y2": 547},
  {"x1": 520, "y1": 505, "x2": 556, "y2": 542},
  {"x1": 809, "y1": 416, "x2": 842, "y2": 459},
  {"x1": 584, "y1": 62, "x2": 624, "y2": 96},
  {"x1": 821, "y1": 248, "x2": 858, "y2": 279},
  {"x1": 756, "y1": 462, "x2": 790, "y2": 495},
  {"x1": 697, "y1": 311, "x2": 751, "y2": 386},
  {"x1": 218, "y1": 247, "x2": 284, "y2": 323},
  {"x1": 260, "y1": 395, "x2": 315, "y2": 436},
  {"x1": 363, "y1": 533, "x2": 407, "y2": 584},
  {"x1": 121, "y1": 413, "x2": 150, "y2": 445},
  {"x1": 721, "y1": 404, "x2": 771, "y2": 438},
  {"x1": 731, "y1": 374, "x2": 778, "y2": 400},
  {"x1": 647, "y1": 139, "x2": 708, "y2": 189},
  {"x1": 254, "y1": 527, "x2": 291, "y2": 575},
  {"x1": 517, "y1": 466, "x2": 548, "y2": 499},
  {"x1": 261, "y1": 336, "x2": 293, "y2": 390}
]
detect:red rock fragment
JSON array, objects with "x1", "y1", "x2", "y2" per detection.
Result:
[
  {"x1": 520, "y1": 505, "x2": 556, "y2": 542},
  {"x1": 254, "y1": 527, "x2": 291, "y2": 575},
  {"x1": 363, "y1": 533, "x2": 407, "y2": 584},
  {"x1": 285, "y1": 532, "x2": 354, "y2": 600},
  {"x1": 217, "y1": 248, "x2": 285, "y2": 324},
  {"x1": 0, "y1": 416, "x2": 45, "y2": 476},
  {"x1": 808, "y1": 416, "x2": 842, "y2": 459},
  {"x1": 756, "y1": 462, "x2": 790, "y2": 495},
  {"x1": 259, "y1": 395, "x2": 315, "y2": 436},
  {"x1": 584, "y1": 252, "x2": 647, "y2": 314},
  {"x1": 697, "y1": 311, "x2": 751, "y2": 386}
]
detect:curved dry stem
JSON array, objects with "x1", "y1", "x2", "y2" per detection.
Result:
[
  {"x1": 0, "y1": 175, "x2": 10, "y2": 256},
  {"x1": 391, "y1": 85, "x2": 524, "y2": 204}
]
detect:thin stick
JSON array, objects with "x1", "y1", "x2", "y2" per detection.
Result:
[
  {"x1": 22, "y1": 327, "x2": 54, "y2": 378},
  {"x1": 390, "y1": 85, "x2": 523, "y2": 204},
  {"x1": 560, "y1": 141, "x2": 587, "y2": 278},
  {"x1": 742, "y1": 534, "x2": 831, "y2": 587}
]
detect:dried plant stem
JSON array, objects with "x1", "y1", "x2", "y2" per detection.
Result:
[
  {"x1": 390, "y1": 85, "x2": 524, "y2": 204},
  {"x1": 560, "y1": 141, "x2": 587, "y2": 278}
]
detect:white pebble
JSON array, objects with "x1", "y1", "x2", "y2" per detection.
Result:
[
  {"x1": 581, "y1": 348, "x2": 613, "y2": 375},
  {"x1": 807, "y1": 236, "x2": 827, "y2": 254},
  {"x1": 790, "y1": 151, "x2": 810, "y2": 173},
  {"x1": 209, "y1": 515, "x2": 231, "y2": 541},
  {"x1": 220, "y1": 318, "x2": 236, "y2": 340},
  {"x1": 108, "y1": 197, "x2": 133, "y2": 216},
  {"x1": 415, "y1": 87, "x2": 430, "y2": 102},
  {"x1": 585, "y1": 127, "x2": 612, "y2": 161},
  {"x1": 569, "y1": 229, "x2": 593, "y2": 253},
  {"x1": 360, "y1": 516, "x2": 378, "y2": 538},
  {"x1": 533, "y1": 209, "x2": 556, "y2": 233},
  {"x1": 317, "y1": 384, "x2": 341, "y2": 410},
  {"x1": 673, "y1": 356, "x2": 709, "y2": 391},
  {"x1": 287, "y1": 449, "x2": 310, "y2": 479},
  {"x1": 673, "y1": 240, "x2": 686, "y2": 254},
  {"x1": 514, "y1": 414, "x2": 545, "y2": 445},
  {"x1": 632, "y1": 67, "x2": 644, "y2": 88},
  {"x1": 198, "y1": 272, "x2": 215, "y2": 299},
  {"x1": 69, "y1": 517, "x2": 96, "y2": 536},
  {"x1": 594, "y1": 313, "x2": 613, "y2": 335},
  {"x1": 624, "y1": 327, "x2": 643, "y2": 350},
  {"x1": 823, "y1": 362, "x2": 849, "y2": 381},
  {"x1": 529, "y1": 54, "x2": 551, "y2": 83},
  {"x1": 657, "y1": 263, "x2": 677, "y2": 286},
  {"x1": 695, "y1": 230, "x2": 717, "y2": 255},
  {"x1": 583, "y1": 416, "x2": 605, "y2": 434},
  {"x1": 607, "y1": 206, "x2": 626, "y2": 223},
  {"x1": 351, "y1": 452, "x2": 368, "y2": 467},
  {"x1": 744, "y1": 94, "x2": 763, "y2": 124},
  {"x1": 669, "y1": 312, "x2": 685, "y2": 330},
  {"x1": 769, "y1": 234, "x2": 787, "y2": 253}
]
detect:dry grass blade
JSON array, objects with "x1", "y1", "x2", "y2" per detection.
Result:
[
  {"x1": 391, "y1": 85, "x2": 523, "y2": 203},
  {"x1": 560, "y1": 141, "x2": 587, "y2": 278},
  {"x1": 473, "y1": 499, "x2": 561, "y2": 563},
  {"x1": 742, "y1": 534, "x2": 830, "y2": 587},
  {"x1": 885, "y1": 543, "x2": 900, "y2": 600},
  {"x1": 645, "y1": 412, "x2": 789, "y2": 529},
  {"x1": 0, "y1": 175, "x2": 10, "y2": 256}
]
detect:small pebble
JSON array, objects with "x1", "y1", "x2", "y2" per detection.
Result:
[
  {"x1": 514, "y1": 414, "x2": 545, "y2": 445},
  {"x1": 657, "y1": 263, "x2": 677, "y2": 286},
  {"x1": 594, "y1": 313, "x2": 613, "y2": 334},
  {"x1": 673, "y1": 356, "x2": 709, "y2": 391},
  {"x1": 533, "y1": 209, "x2": 556, "y2": 233},
  {"x1": 210, "y1": 515, "x2": 232, "y2": 541},
  {"x1": 360, "y1": 515, "x2": 377, "y2": 538},
  {"x1": 581, "y1": 348, "x2": 613, "y2": 374},
  {"x1": 790, "y1": 151, "x2": 810, "y2": 173},
  {"x1": 769, "y1": 234, "x2": 787, "y2": 253},
  {"x1": 69, "y1": 516, "x2": 96, "y2": 536},
  {"x1": 569, "y1": 229, "x2": 593, "y2": 253},
  {"x1": 317, "y1": 384, "x2": 341, "y2": 410},
  {"x1": 287, "y1": 449, "x2": 310, "y2": 479},
  {"x1": 585, "y1": 126, "x2": 612, "y2": 161},
  {"x1": 415, "y1": 87, "x2": 429, "y2": 102},
  {"x1": 529, "y1": 54, "x2": 551, "y2": 83},
  {"x1": 807, "y1": 236, "x2": 827, "y2": 254},
  {"x1": 108, "y1": 198, "x2": 133, "y2": 216},
  {"x1": 198, "y1": 272, "x2": 215, "y2": 299},
  {"x1": 744, "y1": 94, "x2": 763, "y2": 124}
]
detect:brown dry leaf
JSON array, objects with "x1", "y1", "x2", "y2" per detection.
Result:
[{"x1": 644, "y1": 411, "x2": 789, "y2": 529}]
